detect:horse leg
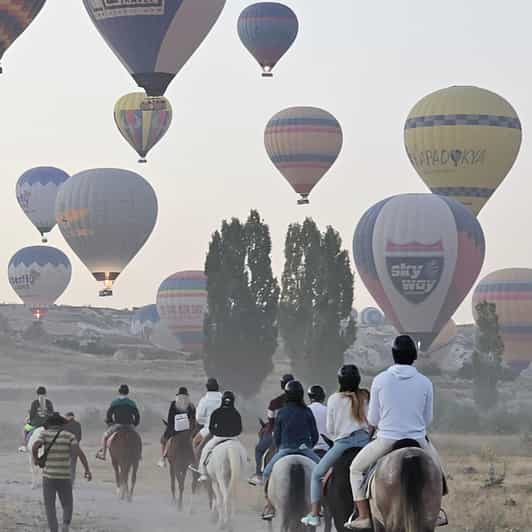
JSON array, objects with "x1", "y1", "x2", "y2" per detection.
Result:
[
  {"x1": 128, "y1": 462, "x2": 137, "y2": 502},
  {"x1": 169, "y1": 461, "x2": 176, "y2": 502},
  {"x1": 112, "y1": 459, "x2": 121, "y2": 497},
  {"x1": 211, "y1": 480, "x2": 223, "y2": 527},
  {"x1": 177, "y1": 469, "x2": 185, "y2": 511}
]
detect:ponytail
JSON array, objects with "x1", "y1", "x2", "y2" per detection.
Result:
[{"x1": 341, "y1": 389, "x2": 369, "y2": 424}]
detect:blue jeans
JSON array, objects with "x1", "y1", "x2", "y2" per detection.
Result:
[
  {"x1": 255, "y1": 432, "x2": 273, "y2": 475},
  {"x1": 263, "y1": 447, "x2": 320, "y2": 482},
  {"x1": 310, "y1": 430, "x2": 370, "y2": 504}
]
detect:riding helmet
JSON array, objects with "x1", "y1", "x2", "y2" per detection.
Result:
[
  {"x1": 338, "y1": 365, "x2": 361, "y2": 391},
  {"x1": 284, "y1": 380, "x2": 304, "y2": 403},
  {"x1": 118, "y1": 384, "x2": 130, "y2": 395},
  {"x1": 392, "y1": 335, "x2": 418, "y2": 364},
  {"x1": 222, "y1": 390, "x2": 235, "y2": 407},
  {"x1": 206, "y1": 377, "x2": 219, "y2": 392},
  {"x1": 307, "y1": 385, "x2": 326, "y2": 403},
  {"x1": 36, "y1": 386, "x2": 47, "y2": 396},
  {"x1": 280, "y1": 373, "x2": 295, "y2": 390},
  {"x1": 177, "y1": 386, "x2": 189, "y2": 396}
]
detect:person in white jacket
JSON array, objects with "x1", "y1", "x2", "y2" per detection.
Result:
[
  {"x1": 193, "y1": 378, "x2": 222, "y2": 450},
  {"x1": 345, "y1": 335, "x2": 447, "y2": 530}
]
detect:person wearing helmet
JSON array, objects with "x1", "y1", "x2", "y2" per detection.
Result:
[
  {"x1": 301, "y1": 366, "x2": 370, "y2": 527},
  {"x1": 248, "y1": 373, "x2": 294, "y2": 486},
  {"x1": 96, "y1": 384, "x2": 140, "y2": 461},
  {"x1": 193, "y1": 378, "x2": 223, "y2": 453},
  {"x1": 307, "y1": 385, "x2": 328, "y2": 457},
  {"x1": 192, "y1": 391, "x2": 244, "y2": 482},
  {"x1": 158, "y1": 386, "x2": 197, "y2": 468},
  {"x1": 28, "y1": 386, "x2": 54, "y2": 428},
  {"x1": 260, "y1": 380, "x2": 320, "y2": 520},
  {"x1": 345, "y1": 335, "x2": 447, "y2": 530}
]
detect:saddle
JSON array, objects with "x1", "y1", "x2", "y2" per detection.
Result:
[
  {"x1": 203, "y1": 438, "x2": 235, "y2": 467},
  {"x1": 107, "y1": 425, "x2": 137, "y2": 448}
]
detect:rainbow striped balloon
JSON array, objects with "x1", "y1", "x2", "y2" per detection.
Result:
[
  {"x1": 156, "y1": 271, "x2": 207, "y2": 353},
  {"x1": 473, "y1": 269, "x2": 532, "y2": 370},
  {"x1": 265, "y1": 107, "x2": 343, "y2": 204}
]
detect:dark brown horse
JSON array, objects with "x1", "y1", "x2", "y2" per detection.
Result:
[
  {"x1": 109, "y1": 430, "x2": 142, "y2": 502},
  {"x1": 166, "y1": 429, "x2": 197, "y2": 510}
]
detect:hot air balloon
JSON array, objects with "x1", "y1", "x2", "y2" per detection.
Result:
[
  {"x1": 0, "y1": 1, "x2": 46, "y2": 73},
  {"x1": 404, "y1": 86, "x2": 522, "y2": 216},
  {"x1": 237, "y1": 2, "x2": 298, "y2": 77},
  {"x1": 353, "y1": 194, "x2": 485, "y2": 350},
  {"x1": 114, "y1": 93, "x2": 172, "y2": 163},
  {"x1": 426, "y1": 319, "x2": 457, "y2": 354},
  {"x1": 156, "y1": 271, "x2": 207, "y2": 353},
  {"x1": 473, "y1": 269, "x2": 532, "y2": 370},
  {"x1": 265, "y1": 107, "x2": 343, "y2": 204},
  {"x1": 8, "y1": 246, "x2": 71, "y2": 319},
  {"x1": 131, "y1": 304, "x2": 160, "y2": 340},
  {"x1": 16, "y1": 167, "x2": 70, "y2": 243},
  {"x1": 360, "y1": 307, "x2": 385, "y2": 327},
  {"x1": 55, "y1": 169, "x2": 158, "y2": 297},
  {"x1": 82, "y1": 0, "x2": 226, "y2": 97}
]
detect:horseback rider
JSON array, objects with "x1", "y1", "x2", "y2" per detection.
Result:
[
  {"x1": 260, "y1": 380, "x2": 320, "y2": 521},
  {"x1": 96, "y1": 384, "x2": 140, "y2": 461},
  {"x1": 248, "y1": 373, "x2": 294, "y2": 486},
  {"x1": 301, "y1": 366, "x2": 370, "y2": 527},
  {"x1": 158, "y1": 386, "x2": 196, "y2": 468},
  {"x1": 193, "y1": 377, "x2": 223, "y2": 453},
  {"x1": 193, "y1": 390, "x2": 243, "y2": 481},
  {"x1": 307, "y1": 385, "x2": 329, "y2": 458},
  {"x1": 29, "y1": 386, "x2": 54, "y2": 429},
  {"x1": 345, "y1": 335, "x2": 447, "y2": 530}
]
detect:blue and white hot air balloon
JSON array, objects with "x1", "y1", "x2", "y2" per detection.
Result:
[
  {"x1": 360, "y1": 307, "x2": 385, "y2": 327},
  {"x1": 16, "y1": 167, "x2": 70, "y2": 243},
  {"x1": 131, "y1": 304, "x2": 160, "y2": 340},
  {"x1": 8, "y1": 246, "x2": 71, "y2": 320},
  {"x1": 238, "y1": 2, "x2": 298, "y2": 77}
]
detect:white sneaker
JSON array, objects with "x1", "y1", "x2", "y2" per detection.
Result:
[
  {"x1": 344, "y1": 517, "x2": 372, "y2": 530},
  {"x1": 18, "y1": 446, "x2": 27, "y2": 453},
  {"x1": 248, "y1": 474, "x2": 264, "y2": 486},
  {"x1": 436, "y1": 509, "x2": 448, "y2": 527},
  {"x1": 198, "y1": 474, "x2": 209, "y2": 482},
  {"x1": 157, "y1": 457, "x2": 167, "y2": 468}
]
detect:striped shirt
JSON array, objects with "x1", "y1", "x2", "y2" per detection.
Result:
[{"x1": 36, "y1": 428, "x2": 77, "y2": 480}]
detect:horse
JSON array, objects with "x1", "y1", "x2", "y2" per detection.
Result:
[
  {"x1": 26, "y1": 426, "x2": 45, "y2": 489},
  {"x1": 267, "y1": 454, "x2": 316, "y2": 532},
  {"x1": 205, "y1": 439, "x2": 246, "y2": 531},
  {"x1": 108, "y1": 429, "x2": 142, "y2": 502},
  {"x1": 165, "y1": 429, "x2": 197, "y2": 510},
  {"x1": 370, "y1": 447, "x2": 443, "y2": 532}
]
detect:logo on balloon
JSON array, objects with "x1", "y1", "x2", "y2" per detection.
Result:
[
  {"x1": 407, "y1": 149, "x2": 486, "y2": 170},
  {"x1": 9, "y1": 269, "x2": 41, "y2": 290},
  {"x1": 386, "y1": 241, "x2": 443, "y2": 304},
  {"x1": 89, "y1": 0, "x2": 165, "y2": 19}
]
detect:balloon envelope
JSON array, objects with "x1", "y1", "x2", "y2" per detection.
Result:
[
  {"x1": 353, "y1": 194, "x2": 485, "y2": 349},
  {"x1": 131, "y1": 304, "x2": 160, "y2": 339},
  {"x1": 114, "y1": 93, "x2": 172, "y2": 162},
  {"x1": 427, "y1": 319, "x2": 457, "y2": 354},
  {"x1": 404, "y1": 86, "x2": 522, "y2": 216},
  {"x1": 237, "y1": 2, "x2": 298, "y2": 76},
  {"x1": 55, "y1": 169, "x2": 158, "y2": 296},
  {"x1": 0, "y1": 1, "x2": 46, "y2": 70},
  {"x1": 8, "y1": 246, "x2": 71, "y2": 319},
  {"x1": 473, "y1": 269, "x2": 532, "y2": 370},
  {"x1": 82, "y1": 0, "x2": 226, "y2": 96},
  {"x1": 16, "y1": 167, "x2": 70, "y2": 242},
  {"x1": 360, "y1": 307, "x2": 385, "y2": 327},
  {"x1": 156, "y1": 270, "x2": 207, "y2": 353},
  {"x1": 265, "y1": 106, "x2": 343, "y2": 204}
]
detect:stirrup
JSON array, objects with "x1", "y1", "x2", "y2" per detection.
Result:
[
  {"x1": 95, "y1": 449, "x2": 106, "y2": 461},
  {"x1": 262, "y1": 507, "x2": 276, "y2": 521},
  {"x1": 436, "y1": 509, "x2": 448, "y2": 527}
]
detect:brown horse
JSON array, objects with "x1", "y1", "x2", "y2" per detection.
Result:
[
  {"x1": 109, "y1": 430, "x2": 142, "y2": 502},
  {"x1": 166, "y1": 430, "x2": 197, "y2": 510},
  {"x1": 370, "y1": 447, "x2": 442, "y2": 532}
]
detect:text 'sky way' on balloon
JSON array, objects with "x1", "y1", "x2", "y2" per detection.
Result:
[
  {"x1": 131, "y1": 304, "x2": 160, "y2": 340},
  {"x1": 265, "y1": 107, "x2": 343, "y2": 205},
  {"x1": 82, "y1": 0, "x2": 226, "y2": 97},
  {"x1": 237, "y1": 2, "x2": 298, "y2": 77},
  {"x1": 16, "y1": 167, "x2": 70, "y2": 243},
  {"x1": 156, "y1": 270, "x2": 207, "y2": 353},
  {"x1": 114, "y1": 93, "x2": 172, "y2": 163},
  {"x1": 55, "y1": 168, "x2": 158, "y2": 297},
  {"x1": 353, "y1": 193, "x2": 485, "y2": 350},
  {"x1": 360, "y1": 307, "x2": 385, "y2": 327},
  {"x1": 8, "y1": 246, "x2": 71, "y2": 320},
  {"x1": 473, "y1": 269, "x2": 532, "y2": 370},
  {"x1": 404, "y1": 86, "x2": 522, "y2": 216},
  {"x1": 0, "y1": 1, "x2": 46, "y2": 73}
]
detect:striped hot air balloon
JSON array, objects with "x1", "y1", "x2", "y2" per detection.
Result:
[
  {"x1": 265, "y1": 106, "x2": 343, "y2": 204},
  {"x1": 404, "y1": 86, "x2": 522, "y2": 216},
  {"x1": 237, "y1": 2, "x2": 298, "y2": 77},
  {"x1": 131, "y1": 304, "x2": 160, "y2": 340},
  {"x1": 156, "y1": 271, "x2": 207, "y2": 353},
  {"x1": 353, "y1": 194, "x2": 485, "y2": 350},
  {"x1": 473, "y1": 269, "x2": 532, "y2": 370},
  {"x1": 114, "y1": 93, "x2": 172, "y2": 163}
]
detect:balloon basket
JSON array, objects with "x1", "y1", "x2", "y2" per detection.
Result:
[
  {"x1": 297, "y1": 198, "x2": 310, "y2": 205},
  {"x1": 99, "y1": 288, "x2": 113, "y2": 297},
  {"x1": 138, "y1": 158, "x2": 147, "y2": 164},
  {"x1": 262, "y1": 72, "x2": 273, "y2": 78},
  {"x1": 41, "y1": 237, "x2": 48, "y2": 244}
]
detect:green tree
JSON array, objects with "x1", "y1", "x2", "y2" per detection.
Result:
[
  {"x1": 204, "y1": 210, "x2": 279, "y2": 397},
  {"x1": 472, "y1": 301, "x2": 504, "y2": 410},
  {"x1": 279, "y1": 219, "x2": 356, "y2": 389}
]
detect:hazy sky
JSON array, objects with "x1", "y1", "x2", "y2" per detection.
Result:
[{"x1": 1, "y1": 1, "x2": 530, "y2": 324}]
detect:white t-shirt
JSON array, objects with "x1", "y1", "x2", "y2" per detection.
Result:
[
  {"x1": 326, "y1": 392, "x2": 368, "y2": 441},
  {"x1": 308, "y1": 402, "x2": 328, "y2": 451},
  {"x1": 196, "y1": 391, "x2": 222, "y2": 435},
  {"x1": 368, "y1": 365, "x2": 433, "y2": 441}
]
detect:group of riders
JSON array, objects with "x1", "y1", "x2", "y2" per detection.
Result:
[{"x1": 23, "y1": 334, "x2": 447, "y2": 530}]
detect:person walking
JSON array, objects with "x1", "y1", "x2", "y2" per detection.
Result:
[
  {"x1": 63, "y1": 412, "x2": 82, "y2": 487},
  {"x1": 32, "y1": 412, "x2": 92, "y2": 532}
]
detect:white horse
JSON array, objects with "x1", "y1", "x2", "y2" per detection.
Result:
[
  {"x1": 267, "y1": 455, "x2": 316, "y2": 532},
  {"x1": 26, "y1": 426, "x2": 45, "y2": 489},
  {"x1": 205, "y1": 440, "x2": 247, "y2": 531}
]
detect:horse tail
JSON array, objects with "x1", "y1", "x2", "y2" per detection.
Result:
[
  {"x1": 227, "y1": 445, "x2": 241, "y2": 499},
  {"x1": 399, "y1": 453, "x2": 426, "y2": 532},
  {"x1": 288, "y1": 463, "x2": 306, "y2": 522}
]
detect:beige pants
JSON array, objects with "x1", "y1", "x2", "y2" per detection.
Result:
[{"x1": 349, "y1": 437, "x2": 443, "y2": 501}]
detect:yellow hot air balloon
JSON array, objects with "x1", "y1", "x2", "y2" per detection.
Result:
[
  {"x1": 114, "y1": 93, "x2": 172, "y2": 163},
  {"x1": 404, "y1": 86, "x2": 522, "y2": 215}
]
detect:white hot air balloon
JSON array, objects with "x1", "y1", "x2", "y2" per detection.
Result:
[
  {"x1": 55, "y1": 169, "x2": 158, "y2": 297},
  {"x1": 8, "y1": 246, "x2": 72, "y2": 319}
]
